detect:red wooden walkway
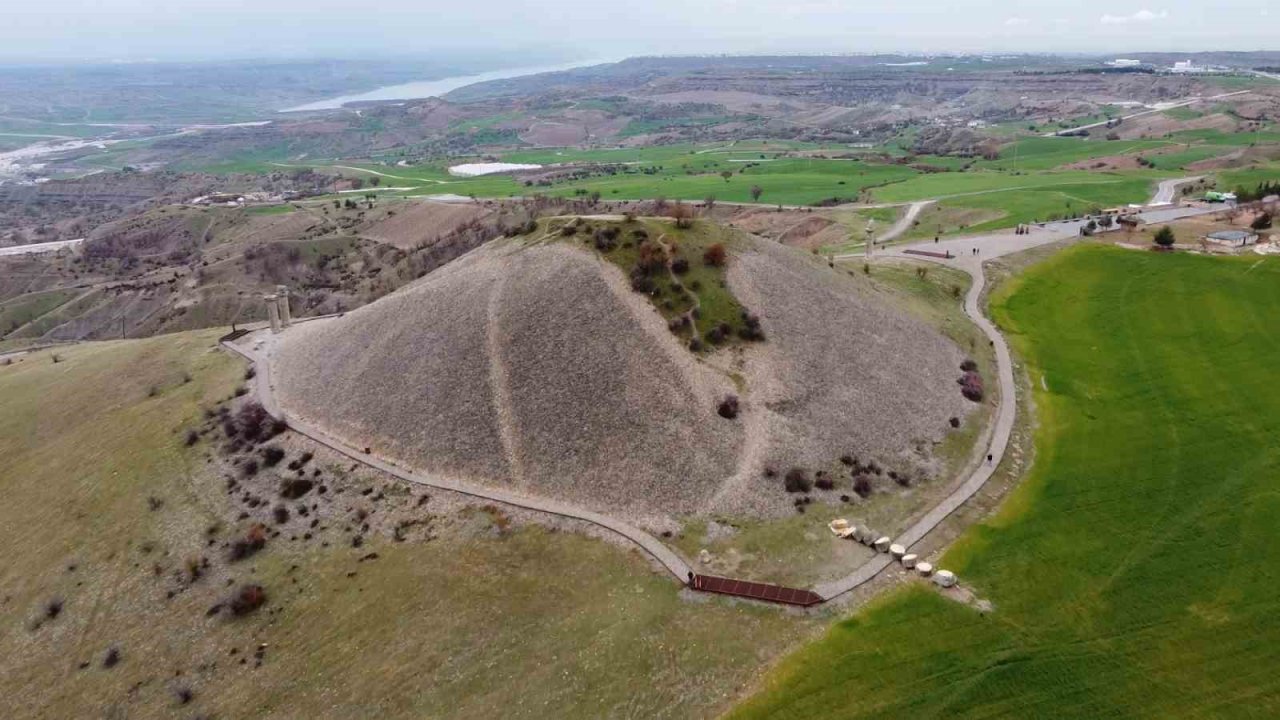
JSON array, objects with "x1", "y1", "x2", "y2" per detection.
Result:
[
  {"x1": 903, "y1": 248, "x2": 953, "y2": 260},
  {"x1": 690, "y1": 574, "x2": 823, "y2": 607}
]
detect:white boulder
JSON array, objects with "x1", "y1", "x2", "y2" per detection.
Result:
[
  {"x1": 901, "y1": 554, "x2": 918, "y2": 568},
  {"x1": 933, "y1": 570, "x2": 957, "y2": 588},
  {"x1": 890, "y1": 544, "x2": 906, "y2": 560},
  {"x1": 874, "y1": 537, "x2": 892, "y2": 553},
  {"x1": 916, "y1": 562, "x2": 934, "y2": 576}
]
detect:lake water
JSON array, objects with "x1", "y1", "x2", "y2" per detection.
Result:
[{"x1": 282, "y1": 59, "x2": 610, "y2": 112}]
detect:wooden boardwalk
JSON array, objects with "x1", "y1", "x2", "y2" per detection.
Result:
[{"x1": 691, "y1": 574, "x2": 823, "y2": 607}]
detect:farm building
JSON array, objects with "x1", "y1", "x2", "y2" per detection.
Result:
[{"x1": 1204, "y1": 229, "x2": 1258, "y2": 247}]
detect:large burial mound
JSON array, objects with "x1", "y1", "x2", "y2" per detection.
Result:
[{"x1": 271, "y1": 219, "x2": 974, "y2": 525}]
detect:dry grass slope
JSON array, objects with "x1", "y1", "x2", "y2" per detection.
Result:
[{"x1": 272, "y1": 224, "x2": 972, "y2": 524}]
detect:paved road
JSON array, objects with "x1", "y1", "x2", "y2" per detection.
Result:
[
  {"x1": 875, "y1": 200, "x2": 933, "y2": 243},
  {"x1": 221, "y1": 332, "x2": 695, "y2": 583},
  {"x1": 815, "y1": 224, "x2": 1073, "y2": 599},
  {"x1": 1047, "y1": 90, "x2": 1251, "y2": 137},
  {"x1": 1151, "y1": 176, "x2": 1202, "y2": 205},
  {"x1": 0, "y1": 238, "x2": 83, "y2": 257}
]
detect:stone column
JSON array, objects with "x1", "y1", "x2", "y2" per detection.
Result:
[
  {"x1": 265, "y1": 294, "x2": 281, "y2": 333},
  {"x1": 276, "y1": 285, "x2": 292, "y2": 327}
]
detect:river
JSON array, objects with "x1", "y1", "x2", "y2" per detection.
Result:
[{"x1": 280, "y1": 59, "x2": 611, "y2": 113}]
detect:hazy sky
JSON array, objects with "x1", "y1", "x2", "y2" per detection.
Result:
[{"x1": 2, "y1": 0, "x2": 1273, "y2": 63}]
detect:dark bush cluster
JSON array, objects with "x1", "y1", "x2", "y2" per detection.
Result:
[
  {"x1": 815, "y1": 472, "x2": 835, "y2": 491},
  {"x1": 717, "y1": 395, "x2": 740, "y2": 419},
  {"x1": 959, "y1": 371, "x2": 984, "y2": 402},
  {"x1": 784, "y1": 467, "x2": 812, "y2": 493},
  {"x1": 228, "y1": 523, "x2": 268, "y2": 561},
  {"x1": 229, "y1": 585, "x2": 267, "y2": 616},
  {"x1": 671, "y1": 257, "x2": 689, "y2": 274},
  {"x1": 280, "y1": 478, "x2": 314, "y2": 499},
  {"x1": 706, "y1": 322, "x2": 732, "y2": 345},
  {"x1": 260, "y1": 446, "x2": 285, "y2": 467},
  {"x1": 592, "y1": 226, "x2": 620, "y2": 251},
  {"x1": 230, "y1": 401, "x2": 283, "y2": 443},
  {"x1": 738, "y1": 311, "x2": 765, "y2": 341},
  {"x1": 960, "y1": 358, "x2": 978, "y2": 373},
  {"x1": 853, "y1": 476, "x2": 873, "y2": 498}
]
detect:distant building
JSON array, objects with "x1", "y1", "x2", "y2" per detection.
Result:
[
  {"x1": 1171, "y1": 60, "x2": 1207, "y2": 74},
  {"x1": 1204, "y1": 229, "x2": 1259, "y2": 247},
  {"x1": 1109, "y1": 59, "x2": 1142, "y2": 68}
]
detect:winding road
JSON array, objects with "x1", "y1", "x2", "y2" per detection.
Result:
[{"x1": 1047, "y1": 90, "x2": 1251, "y2": 137}]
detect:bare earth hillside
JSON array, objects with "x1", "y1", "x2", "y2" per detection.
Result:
[{"x1": 271, "y1": 229, "x2": 971, "y2": 524}]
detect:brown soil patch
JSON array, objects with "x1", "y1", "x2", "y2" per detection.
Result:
[{"x1": 358, "y1": 201, "x2": 489, "y2": 249}]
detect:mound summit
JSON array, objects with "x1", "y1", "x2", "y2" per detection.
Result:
[{"x1": 271, "y1": 219, "x2": 972, "y2": 523}]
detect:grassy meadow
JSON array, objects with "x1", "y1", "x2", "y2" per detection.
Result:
[
  {"x1": 0, "y1": 331, "x2": 811, "y2": 719},
  {"x1": 729, "y1": 246, "x2": 1280, "y2": 718}
]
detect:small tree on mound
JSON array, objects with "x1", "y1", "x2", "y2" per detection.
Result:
[
  {"x1": 1252, "y1": 212, "x2": 1273, "y2": 230},
  {"x1": 703, "y1": 243, "x2": 727, "y2": 267},
  {"x1": 1154, "y1": 226, "x2": 1176, "y2": 248}
]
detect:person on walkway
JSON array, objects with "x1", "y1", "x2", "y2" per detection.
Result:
[{"x1": 987, "y1": 453, "x2": 993, "y2": 463}]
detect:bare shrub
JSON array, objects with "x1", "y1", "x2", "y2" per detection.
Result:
[
  {"x1": 815, "y1": 474, "x2": 835, "y2": 491},
  {"x1": 717, "y1": 395, "x2": 740, "y2": 419},
  {"x1": 280, "y1": 478, "x2": 314, "y2": 499},
  {"x1": 703, "y1": 243, "x2": 727, "y2": 267},
  {"x1": 102, "y1": 647, "x2": 121, "y2": 668},
  {"x1": 260, "y1": 446, "x2": 285, "y2": 467},
  {"x1": 236, "y1": 402, "x2": 271, "y2": 442},
  {"x1": 784, "y1": 467, "x2": 812, "y2": 493},
  {"x1": 853, "y1": 475, "x2": 873, "y2": 498},
  {"x1": 228, "y1": 523, "x2": 267, "y2": 561},
  {"x1": 184, "y1": 429, "x2": 200, "y2": 447},
  {"x1": 959, "y1": 371, "x2": 984, "y2": 402},
  {"x1": 229, "y1": 585, "x2": 267, "y2": 616}
]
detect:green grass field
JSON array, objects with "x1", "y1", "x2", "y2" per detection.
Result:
[
  {"x1": 0, "y1": 331, "x2": 810, "y2": 719},
  {"x1": 0, "y1": 288, "x2": 78, "y2": 336},
  {"x1": 729, "y1": 246, "x2": 1280, "y2": 718}
]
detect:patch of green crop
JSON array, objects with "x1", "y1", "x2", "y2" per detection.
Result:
[{"x1": 729, "y1": 247, "x2": 1280, "y2": 718}]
